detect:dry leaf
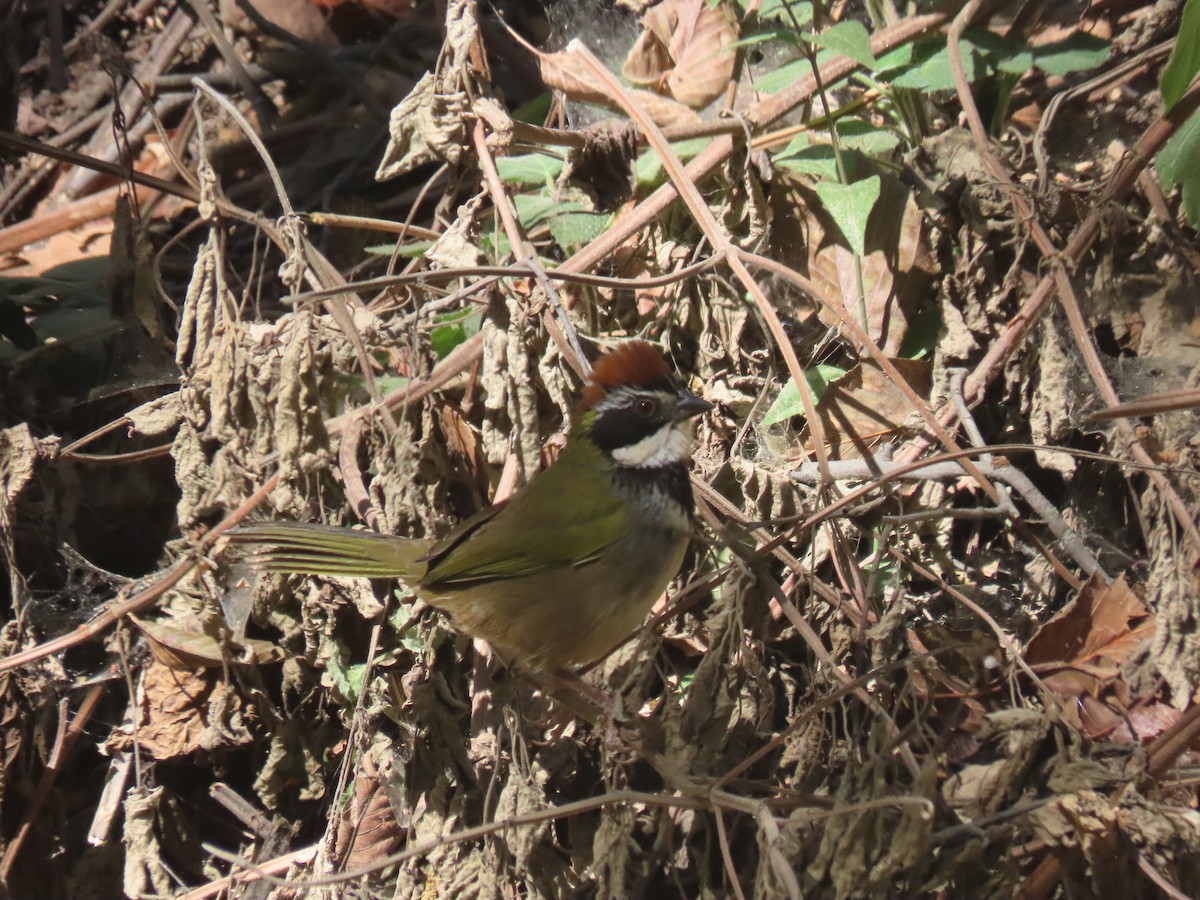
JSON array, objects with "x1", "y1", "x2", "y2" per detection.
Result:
[
  {"x1": 800, "y1": 358, "x2": 933, "y2": 459},
  {"x1": 1025, "y1": 575, "x2": 1162, "y2": 742},
  {"x1": 130, "y1": 614, "x2": 285, "y2": 669},
  {"x1": 376, "y1": 73, "x2": 469, "y2": 180},
  {"x1": 110, "y1": 662, "x2": 250, "y2": 760},
  {"x1": 804, "y1": 178, "x2": 935, "y2": 354},
  {"x1": 539, "y1": 48, "x2": 611, "y2": 106},
  {"x1": 621, "y1": 0, "x2": 738, "y2": 109},
  {"x1": 376, "y1": 0, "x2": 478, "y2": 179},
  {"x1": 335, "y1": 755, "x2": 403, "y2": 868},
  {"x1": 1025, "y1": 574, "x2": 1153, "y2": 677},
  {"x1": 540, "y1": 48, "x2": 701, "y2": 128}
]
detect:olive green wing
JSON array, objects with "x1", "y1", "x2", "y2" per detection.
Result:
[{"x1": 421, "y1": 447, "x2": 625, "y2": 588}]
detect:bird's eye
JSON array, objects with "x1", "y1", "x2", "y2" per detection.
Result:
[{"x1": 634, "y1": 398, "x2": 656, "y2": 417}]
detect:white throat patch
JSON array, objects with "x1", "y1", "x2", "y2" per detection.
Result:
[{"x1": 611, "y1": 421, "x2": 694, "y2": 468}]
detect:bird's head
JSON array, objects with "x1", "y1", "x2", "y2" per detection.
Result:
[{"x1": 574, "y1": 342, "x2": 712, "y2": 470}]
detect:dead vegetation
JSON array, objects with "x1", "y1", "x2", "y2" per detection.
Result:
[{"x1": 1, "y1": 0, "x2": 1199, "y2": 897}]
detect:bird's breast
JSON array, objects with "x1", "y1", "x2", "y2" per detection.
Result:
[{"x1": 422, "y1": 528, "x2": 688, "y2": 671}]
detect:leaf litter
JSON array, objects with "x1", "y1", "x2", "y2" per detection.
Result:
[{"x1": 0, "y1": 0, "x2": 1198, "y2": 898}]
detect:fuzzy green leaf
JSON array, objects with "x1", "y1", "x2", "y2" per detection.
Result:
[
  {"x1": 762, "y1": 364, "x2": 845, "y2": 427},
  {"x1": 813, "y1": 175, "x2": 880, "y2": 257},
  {"x1": 1157, "y1": 112, "x2": 1200, "y2": 226},
  {"x1": 1162, "y1": 0, "x2": 1200, "y2": 111},
  {"x1": 547, "y1": 210, "x2": 608, "y2": 248},
  {"x1": 1031, "y1": 33, "x2": 1110, "y2": 77},
  {"x1": 496, "y1": 153, "x2": 565, "y2": 186},
  {"x1": 806, "y1": 20, "x2": 874, "y2": 67}
]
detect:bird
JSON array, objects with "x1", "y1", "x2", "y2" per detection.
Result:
[{"x1": 228, "y1": 341, "x2": 712, "y2": 671}]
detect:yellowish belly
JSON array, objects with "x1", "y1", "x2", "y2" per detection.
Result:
[{"x1": 423, "y1": 532, "x2": 688, "y2": 671}]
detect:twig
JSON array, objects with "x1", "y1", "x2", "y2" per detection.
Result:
[
  {"x1": 713, "y1": 809, "x2": 749, "y2": 900},
  {"x1": 554, "y1": 11, "x2": 950, "y2": 280},
  {"x1": 1135, "y1": 852, "x2": 1194, "y2": 900},
  {"x1": 286, "y1": 256, "x2": 723, "y2": 305},
  {"x1": 191, "y1": 79, "x2": 396, "y2": 433},
  {"x1": 790, "y1": 450, "x2": 1106, "y2": 579},
  {"x1": 932, "y1": 5, "x2": 1200, "y2": 568},
  {"x1": 0, "y1": 682, "x2": 107, "y2": 879},
  {"x1": 469, "y1": 119, "x2": 590, "y2": 377},
  {"x1": 337, "y1": 417, "x2": 380, "y2": 531},
  {"x1": 1086, "y1": 388, "x2": 1200, "y2": 421},
  {"x1": 202, "y1": 790, "x2": 708, "y2": 891},
  {"x1": 180, "y1": 0, "x2": 276, "y2": 128},
  {"x1": 59, "y1": 7, "x2": 193, "y2": 198}
]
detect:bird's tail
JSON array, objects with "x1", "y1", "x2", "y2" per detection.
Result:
[{"x1": 226, "y1": 522, "x2": 430, "y2": 578}]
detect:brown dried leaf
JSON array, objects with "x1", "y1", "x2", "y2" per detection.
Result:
[
  {"x1": 111, "y1": 662, "x2": 249, "y2": 760},
  {"x1": 335, "y1": 756, "x2": 403, "y2": 868},
  {"x1": 439, "y1": 403, "x2": 481, "y2": 466},
  {"x1": 663, "y1": 0, "x2": 737, "y2": 108},
  {"x1": 1025, "y1": 575, "x2": 1161, "y2": 743},
  {"x1": 1113, "y1": 700, "x2": 1182, "y2": 743},
  {"x1": 1030, "y1": 791, "x2": 1132, "y2": 896},
  {"x1": 621, "y1": 0, "x2": 738, "y2": 109},
  {"x1": 622, "y1": 27, "x2": 673, "y2": 85},
  {"x1": 540, "y1": 48, "x2": 701, "y2": 128},
  {"x1": 630, "y1": 89, "x2": 702, "y2": 128},
  {"x1": 376, "y1": 73, "x2": 470, "y2": 180},
  {"x1": 800, "y1": 359, "x2": 933, "y2": 459},
  {"x1": 1, "y1": 424, "x2": 43, "y2": 508},
  {"x1": 539, "y1": 49, "x2": 611, "y2": 105},
  {"x1": 806, "y1": 178, "x2": 935, "y2": 354},
  {"x1": 130, "y1": 614, "x2": 284, "y2": 669},
  {"x1": 122, "y1": 787, "x2": 173, "y2": 898},
  {"x1": 1025, "y1": 574, "x2": 1153, "y2": 677},
  {"x1": 1040, "y1": 667, "x2": 1101, "y2": 700}
]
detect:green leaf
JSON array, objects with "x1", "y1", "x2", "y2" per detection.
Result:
[
  {"x1": 365, "y1": 240, "x2": 434, "y2": 258},
  {"x1": 886, "y1": 30, "x2": 1106, "y2": 93},
  {"x1": 814, "y1": 175, "x2": 880, "y2": 257},
  {"x1": 511, "y1": 193, "x2": 608, "y2": 249},
  {"x1": 388, "y1": 600, "x2": 426, "y2": 653},
  {"x1": 375, "y1": 375, "x2": 410, "y2": 395},
  {"x1": 996, "y1": 49, "x2": 1036, "y2": 77},
  {"x1": 547, "y1": 210, "x2": 608, "y2": 248},
  {"x1": 773, "y1": 121, "x2": 897, "y2": 177},
  {"x1": 1162, "y1": 0, "x2": 1200, "y2": 111},
  {"x1": 0, "y1": 257, "x2": 112, "y2": 310},
  {"x1": 512, "y1": 91, "x2": 553, "y2": 125},
  {"x1": 635, "y1": 138, "x2": 712, "y2": 186},
  {"x1": 873, "y1": 42, "x2": 915, "y2": 78},
  {"x1": 496, "y1": 153, "x2": 565, "y2": 186},
  {"x1": 753, "y1": 55, "x2": 811, "y2": 94},
  {"x1": 1031, "y1": 32, "x2": 1110, "y2": 77},
  {"x1": 774, "y1": 140, "x2": 840, "y2": 178},
  {"x1": 729, "y1": 30, "x2": 800, "y2": 51},
  {"x1": 747, "y1": 0, "x2": 813, "y2": 25},
  {"x1": 890, "y1": 31, "x2": 1019, "y2": 92},
  {"x1": 1157, "y1": 112, "x2": 1200, "y2": 226},
  {"x1": 430, "y1": 308, "x2": 483, "y2": 359},
  {"x1": 761, "y1": 364, "x2": 845, "y2": 427},
  {"x1": 830, "y1": 118, "x2": 900, "y2": 155},
  {"x1": 328, "y1": 659, "x2": 367, "y2": 702},
  {"x1": 897, "y1": 305, "x2": 941, "y2": 360},
  {"x1": 512, "y1": 193, "x2": 557, "y2": 225},
  {"x1": 806, "y1": 20, "x2": 874, "y2": 67}
]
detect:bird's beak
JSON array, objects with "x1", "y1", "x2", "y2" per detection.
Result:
[{"x1": 672, "y1": 393, "x2": 713, "y2": 421}]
